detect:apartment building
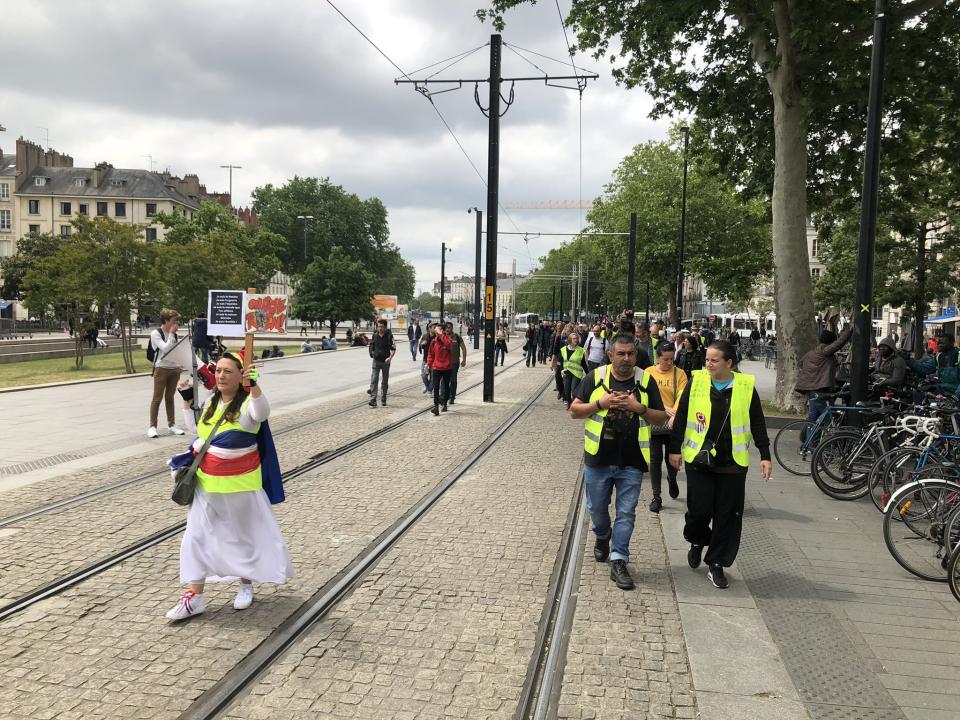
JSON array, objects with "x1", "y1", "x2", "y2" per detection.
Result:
[{"x1": 0, "y1": 154, "x2": 16, "y2": 259}]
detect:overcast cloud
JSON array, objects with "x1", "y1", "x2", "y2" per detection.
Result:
[{"x1": 1, "y1": 0, "x2": 672, "y2": 294}]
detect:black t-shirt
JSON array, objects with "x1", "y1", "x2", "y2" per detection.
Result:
[{"x1": 576, "y1": 368, "x2": 665, "y2": 470}]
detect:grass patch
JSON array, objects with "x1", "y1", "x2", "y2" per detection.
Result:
[
  {"x1": 0, "y1": 352, "x2": 139, "y2": 388},
  {"x1": 762, "y1": 400, "x2": 804, "y2": 418}
]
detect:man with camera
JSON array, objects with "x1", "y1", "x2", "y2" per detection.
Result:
[{"x1": 569, "y1": 333, "x2": 668, "y2": 590}]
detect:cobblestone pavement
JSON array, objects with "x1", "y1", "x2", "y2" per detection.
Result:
[
  {"x1": 0, "y1": 365, "x2": 436, "y2": 520},
  {"x1": 558, "y1": 481, "x2": 697, "y2": 719},
  {"x1": 221, "y1": 380, "x2": 584, "y2": 720},
  {"x1": 0, "y1": 365, "x2": 548, "y2": 720}
]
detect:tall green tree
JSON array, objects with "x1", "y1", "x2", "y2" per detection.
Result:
[
  {"x1": 0, "y1": 231, "x2": 62, "y2": 301},
  {"x1": 481, "y1": 0, "x2": 955, "y2": 409},
  {"x1": 291, "y1": 247, "x2": 377, "y2": 336}
]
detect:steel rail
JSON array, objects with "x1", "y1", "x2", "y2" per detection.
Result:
[
  {"x1": 0, "y1": 361, "x2": 525, "y2": 623},
  {"x1": 178, "y1": 376, "x2": 554, "y2": 720}
]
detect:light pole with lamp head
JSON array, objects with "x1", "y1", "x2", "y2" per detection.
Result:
[
  {"x1": 468, "y1": 207, "x2": 482, "y2": 349},
  {"x1": 297, "y1": 215, "x2": 314, "y2": 263},
  {"x1": 440, "y1": 243, "x2": 452, "y2": 323},
  {"x1": 220, "y1": 164, "x2": 242, "y2": 212}
]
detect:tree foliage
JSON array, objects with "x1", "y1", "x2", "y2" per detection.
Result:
[
  {"x1": 0, "y1": 231, "x2": 62, "y2": 300},
  {"x1": 291, "y1": 247, "x2": 377, "y2": 335}
]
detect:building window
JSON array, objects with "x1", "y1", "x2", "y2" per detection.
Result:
[
  {"x1": 146, "y1": 203, "x2": 157, "y2": 217},
  {"x1": 0, "y1": 209, "x2": 10, "y2": 231},
  {"x1": 74, "y1": 178, "x2": 86, "y2": 187},
  {"x1": 811, "y1": 267, "x2": 821, "y2": 280},
  {"x1": 29, "y1": 224, "x2": 40, "y2": 233},
  {"x1": 114, "y1": 202, "x2": 126, "y2": 218},
  {"x1": 811, "y1": 235, "x2": 819, "y2": 258},
  {"x1": 0, "y1": 239, "x2": 11, "y2": 257},
  {"x1": 29, "y1": 199, "x2": 40, "y2": 214},
  {"x1": 78, "y1": 204, "x2": 89, "y2": 216},
  {"x1": 60, "y1": 225, "x2": 72, "y2": 237},
  {"x1": 0, "y1": 182, "x2": 8, "y2": 199},
  {"x1": 145, "y1": 227, "x2": 158, "y2": 242},
  {"x1": 872, "y1": 305, "x2": 883, "y2": 320},
  {"x1": 60, "y1": 201, "x2": 72, "y2": 216},
  {"x1": 96, "y1": 201, "x2": 108, "y2": 216},
  {"x1": 34, "y1": 177, "x2": 46, "y2": 186}
]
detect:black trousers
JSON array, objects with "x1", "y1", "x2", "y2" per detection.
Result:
[
  {"x1": 683, "y1": 464, "x2": 747, "y2": 568},
  {"x1": 554, "y1": 364, "x2": 564, "y2": 393},
  {"x1": 432, "y1": 368, "x2": 451, "y2": 407},
  {"x1": 648, "y1": 434, "x2": 677, "y2": 498},
  {"x1": 495, "y1": 341, "x2": 507, "y2": 365},
  {"x1": 562, "y1": 371, "x2": 582, "y2": 403}
]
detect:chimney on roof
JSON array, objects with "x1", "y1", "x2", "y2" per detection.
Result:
[
  {"x1": 93, "y1": 161, "x2": 113, "y2": 187},
  {"x1": 181, "y1": 173, "x2": 201, "y2": 197}
]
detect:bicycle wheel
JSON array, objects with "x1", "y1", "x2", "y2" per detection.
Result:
[
  {"x1": 811, "y1": 430, "x2": 876, "y2": 500},
  {"x1": 774, "y1": 420, "x2": 816, "y2": 476},
  {"x1": 868, "y1": 447, "x2": 923, "y2": 512},
  {"x1": 883, "y1": 479, "x2": 960, "y2": 581},
  {"x1": 948, "y1": 544, "x2": 960, "y2": 603},
  {"x1": 943, "y1": 503, "x2": 960, "y2": 559}
]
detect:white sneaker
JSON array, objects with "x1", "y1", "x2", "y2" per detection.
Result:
[
  {"x1": 147, "y1": 426, "x2": 159, "y2": 438},
  {"x1": 165, "y1": 590, "x2": 206, "y2": 621},
  {"x1": 168, "y1": 425, "x2": 185, "y2": 436},
  {"x1": 233, "y1": 583, "x2": 254, "y2": 610}
]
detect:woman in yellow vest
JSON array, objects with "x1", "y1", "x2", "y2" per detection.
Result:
[
  {"x1": 668, "y1": 340, "x2": 771, "y2": 589},
  {"x1": 166, "y1": 351, "x2": 293, "y2": 620},
  {"x1": 552, "y1": 330, "x2": 588, "y2": 409}
]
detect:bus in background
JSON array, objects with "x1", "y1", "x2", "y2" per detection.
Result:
[{"x1": 512, "y1": 312, "x2": 540, "y2": 333}]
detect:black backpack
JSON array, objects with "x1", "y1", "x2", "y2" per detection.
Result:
[{"x1": 146, "y1": 329, "x2": 165, "y2": 363}]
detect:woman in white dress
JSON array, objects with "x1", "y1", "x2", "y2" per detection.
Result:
[{"x1": 166, "y1": 351, "x2": 293, "y2": 621}]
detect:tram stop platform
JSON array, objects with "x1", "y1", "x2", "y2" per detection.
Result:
[{"x1": 0, "y1": 353, "x2": 957, "y2": 720}]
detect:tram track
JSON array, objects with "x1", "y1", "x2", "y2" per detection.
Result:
[
  {"x1": 178, "y1": 376, "x2": 555, "y2": 720},
  {"x1": 0, "y1": 360, "x2": 520, "y2": 530},
  {"x1": 0, "y1": 360, "x2": 526, "y2": 624}
]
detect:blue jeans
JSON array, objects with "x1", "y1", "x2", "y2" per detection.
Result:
[
  {"x1": 410, "y1": 340, "x2": 418, "y2": 361},
  {"x1": 803, "y1": 394, "x2": 828, "y2": 442},
  {"x1": 583, "y1": 465, "x2": 643, "y2": 562}
]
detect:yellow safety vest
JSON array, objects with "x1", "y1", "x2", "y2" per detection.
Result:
[
  {"x1": 583, "y1": 365, "x2": 652, "y2": 464},
  {"x1": 196, "y1": 395, "x2": 263, "y2": 493},
  {"x1": 681, "y1": 370, "x2": 754, "y2": 467},
  {"x1": 561, "y1": 345, "x2": 586, "y2": 379}
]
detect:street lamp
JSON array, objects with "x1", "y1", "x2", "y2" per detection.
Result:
[
  {"x1": 297, "y1": 215, "x2": 314, "y2": 261},
  {"x1": 676, "y1": 126, "x2": 689, "y2": 328},
  {"x1": 468, "y1": 207, "x2": 482, "y2": 350},
  {"x1": 440, "y1": 243, "x2": 452, "y2": 322}
]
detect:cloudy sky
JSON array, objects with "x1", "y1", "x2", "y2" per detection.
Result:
[{"x1": 1, "y1": 0, "x2": 671, "y2": 294}]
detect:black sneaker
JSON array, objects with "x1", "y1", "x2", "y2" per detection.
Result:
[
  {"x1": 368, "y1": 399, "x2": 377, "y2": 408},
  {"x1": 449, "y1": 399, "x2": 455, "y2": 405},
  {"x1": 593, "y1": 537, "x2": 609, "y2": 562},
  {"x1": 707, "y1": 564, "x2": 729, "y2": 589},
  {"x1": 431, "y1": 405, "x2": 439, "y2": 416},
  {"x1": 381, "y1": 398, "x2": 387, "y2": 406},
  {"x1": 649, "y1": 495, "x2": 662, "y2": 513},
  {"x1": 668, "y1": 478, "x2": 680, "y2": 499},
  {"x1": 609, "y1": 560, "x2": 635, "y2": 590},
  {"x1": 441, "y1": 404, "x2": 448, "y2": 412},
  {"x1": 687, "y1": 544, "x2": 703, "y2": 569}
]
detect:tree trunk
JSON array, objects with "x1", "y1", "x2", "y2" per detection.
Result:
[
  {"x1": 329, "y1": 320, "x2": 337, "y2": 338},
  {"x1": 73, "y1": 309, "x2": 85, "y2": 370},
  {"x1": 912, "y1": 223, "x2": 927, "y2": 357},
  {"x1": 770, "y1": 78, "x2": 818, "y2": 411}
]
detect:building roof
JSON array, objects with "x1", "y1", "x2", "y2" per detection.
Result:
[
  {"x1": 18, "y1": 166, "x2": 201, "y2": 209},
  {"x1": 0, "y1": 155, "x2": 14, "y2": 175}
]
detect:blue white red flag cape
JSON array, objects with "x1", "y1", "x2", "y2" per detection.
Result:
[{"x1": 168, "y1": 420, "x2": 285, "y2": 505}]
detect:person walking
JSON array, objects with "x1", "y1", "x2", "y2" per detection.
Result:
[
  {"x1": 149, "y1": 308, "x2": 186, "y2": 439},
  {"x1": 669, "y1": 340, "x2": 771, "y2": 589},
  {"x1": 419, "y1": 323, "x2": 435, "y2": 393},
  {"x1": 635, "y1": 322, "x2": 656, "y2": 365},
  {"x1": 553, "y1": 330, "x2": 587, "y2": 409},
  {"x1": 569, "y1": 333, "x2": 668, "y2": 590},
  {"x1": 584, "y1": 324, "x2": 608, "y2": 374},
  {"x1": 644, "y1": 342, "x2": 688, "y2": 513},
  {"x1": 445, "y1": 321, "x2": 467, "y2": 404},
  {"x1": 495, "y1": 323, "x2": 509, "y2": 366},
  {"x1": 550, "y1": 323, "x2": 569, "y2": 398},
  {"x1": 525, "y1": 323, "x2": 538, "y2": 367},
  {"x1": 427, "y1": 323, "x2": 454, "y2": 415},
  {"x1": 165, "y1": 351, "x2": 292, "y2": 620},
  {"x1": 407, "y1": 319, "x2": 423, "y2": 362},
  {"x1": 368, "y1": 319, "x2": 396, "y2": 407},
  {"x1": 675, "y1": 333, "x2": 704, "y2": 379}
]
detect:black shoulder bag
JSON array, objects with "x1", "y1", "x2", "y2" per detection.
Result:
[{"x1": 172, "y1": 412, "x2": 227, "y2": 506}]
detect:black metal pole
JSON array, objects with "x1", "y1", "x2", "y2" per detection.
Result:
[
  {"x1": 551, "y1": 285, "x2": 556, "y2": 322},
  {"x1": 559, "y1": 278, "x2": 564, "y2": 321},
  {"x1": 473, "y1": 209, "x2": 482, "y2": 350},
  {"x1": 483, "y1": 34, "x2": 502, "y2": 402},
  {"x1": 676, "y1": 127, "x2": 689, "y2": 326},
  {"x1": 645, "y1": 282, "x2": 650, "y2": 325},
  {"x1": 850, "y1": 0, "x2": 888, "y2": 405},
  {"x1": 440, "y1": 242, "x2": 447, "y2": 323},
  {"x1": 627, "y1": 212, "x2": 637, "y2": 312}
]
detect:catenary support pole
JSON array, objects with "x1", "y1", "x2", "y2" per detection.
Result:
[
  {"x1": 482, "y1": 35, "x2": 502, "y2": 402},
  {"x1": 440, "y1": 242, "x2": 447, "y2": 323},
  {"x1": 851, "y1": 0, "x2": 888, "y2": 405},
  {"x1": 676, "y1": 127, "x2": 689, "y2": 326},
  {"x1": 627, "y1": 212, "x2": 637, "y2": 311},
  {"x1": 552, "y1": 285, "x2": 556, "y2": 321}
]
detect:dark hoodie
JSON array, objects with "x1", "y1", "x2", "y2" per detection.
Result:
[{"x1": 875, "y1": 336, "x2": 906, "y2": 388}]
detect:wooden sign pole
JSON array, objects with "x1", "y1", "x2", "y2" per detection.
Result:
[{"x1": 243, "y1": 287, "x2": 256, "y2": 386}]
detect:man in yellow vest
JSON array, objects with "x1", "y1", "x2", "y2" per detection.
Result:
[{"x1": 570, "y1": 333, "x2": 669, "y2": 590}]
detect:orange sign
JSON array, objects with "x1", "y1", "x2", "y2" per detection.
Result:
[
  {"x1": 245, "y1": 293, "x2": 288, "y2": 333},
  {"x1": 485, "y1": 286, "x2": 494, "y2": 320},
  {"x1": 371, "y1": 294, "x2": 398, "y2": 319}
]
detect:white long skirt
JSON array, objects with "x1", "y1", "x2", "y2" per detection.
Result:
[{"x1": 180, "y1": 486, "x2": 294, "y2": 584}]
